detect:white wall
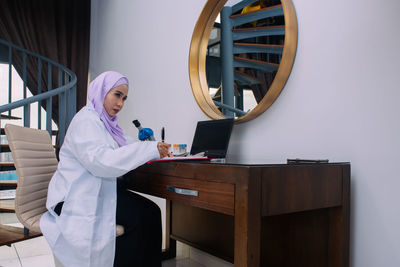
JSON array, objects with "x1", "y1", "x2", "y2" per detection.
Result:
[{"x1": 90, "y1": 0, "x2": 400, "y2": 266}]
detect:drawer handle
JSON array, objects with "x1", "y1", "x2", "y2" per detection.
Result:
[{"x1": 166, "y1": 186, "x2": 198, "y2": 197}]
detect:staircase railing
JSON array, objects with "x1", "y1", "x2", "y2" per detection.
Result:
[
  {"x1": 208, "y1": 0, "x2": 285, "y2": 118},
  {"x1": 0, "y1": 38, "x2": 77, "y2": 145}
]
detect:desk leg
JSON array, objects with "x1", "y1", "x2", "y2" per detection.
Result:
[
  {"x1": 162, "y1": 200, "x2": 176, "y2": 260},
  {"x1": 328, "y1": 166, "x2": 350, "y2": 267},
  {"x1": 234, "y1": 170, "x2": 261, "y2": 267}
]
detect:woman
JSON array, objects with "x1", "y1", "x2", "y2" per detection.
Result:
[{"x1": 40, "y1": 71, "x2": 170, "y2": 267}]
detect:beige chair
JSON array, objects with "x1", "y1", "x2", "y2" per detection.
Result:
[
  {"x1": 5, "y1": 124, "x2": 58, "y2": 234},
  {"x1": 5, "y1": 124, "x2": 124, "y2": 266}
]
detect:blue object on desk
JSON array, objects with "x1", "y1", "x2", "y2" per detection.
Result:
[{"x1": 139, "y1": 128, "x2": 154, "y2": 141}]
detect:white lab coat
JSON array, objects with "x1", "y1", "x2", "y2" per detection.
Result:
[{"x1": 40, "y1": 103, "x2": 160, "y2": 267}]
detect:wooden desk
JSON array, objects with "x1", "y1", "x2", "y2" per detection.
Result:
[{"x1": 125, "y1": 161, "x2": 350, "y2": 267}]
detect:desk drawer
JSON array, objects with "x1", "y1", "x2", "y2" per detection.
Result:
[{"x1": 129, "y1": 172, "x2": 235, "y2": 215}]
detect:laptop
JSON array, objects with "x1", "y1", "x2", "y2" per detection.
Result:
[
  {"x1": 147, "y1": 118, "x2": 234, "y2": 163},
  {"x1": 188, "y1": 118, "x2": 234, "y2": 158}
]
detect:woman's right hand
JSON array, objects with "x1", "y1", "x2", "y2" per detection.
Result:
[{"x1": 157, "y1": 142, "x2": 172, "y2": 158}]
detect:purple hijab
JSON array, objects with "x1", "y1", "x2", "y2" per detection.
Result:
[{"x1": 88, "y1": 71, "x2": 129, "y2": 147}]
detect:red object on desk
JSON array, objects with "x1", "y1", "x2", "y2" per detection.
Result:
[{"x1": 147, "y1": 157, "x2": 210, "y2": 164}]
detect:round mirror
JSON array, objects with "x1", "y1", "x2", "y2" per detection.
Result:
[{"x1": 189, "y1": 0, "x2": 298, "y2": 122}]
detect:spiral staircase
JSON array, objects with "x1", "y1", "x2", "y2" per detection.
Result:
[
  {"x1": 206, "y1": 0, "x2": 284, "y2": 117},
  {"x1": 0, "y1": 38, "x2": 77, "y2": 245}
]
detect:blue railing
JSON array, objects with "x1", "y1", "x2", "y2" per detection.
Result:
[
  {"x1": 0, "y1": 38, "x2": 77, "y2": 145},
  {"x1": 208, "y1": 0, "x2": 284, "y2": 117}
]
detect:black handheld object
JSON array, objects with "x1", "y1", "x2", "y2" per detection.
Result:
[
  {"x1": 161, "y1": 127, "x2": 165, "y2": 142},
  {"x1": 132, "y1": 120, "x2": 155, "y2": 141}
]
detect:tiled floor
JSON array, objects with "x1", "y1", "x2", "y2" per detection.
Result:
[
  {"x1": 0, "y1": 214, "x2": 206, "y2": 267},
  {"x1": 0, "y1": 236, "x2": 55, "y2": 267},
  {"x1": 0, "y1": 235, "x2": 206, "y2": 267}
]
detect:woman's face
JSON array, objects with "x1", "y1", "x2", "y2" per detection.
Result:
[{"x1": 103, "y1": 84, "x2": 128, "y2": 117}]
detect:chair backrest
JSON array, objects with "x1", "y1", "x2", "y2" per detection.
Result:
[{"x1": 4, "y1": 124, "x2": 58, "y2": 233}]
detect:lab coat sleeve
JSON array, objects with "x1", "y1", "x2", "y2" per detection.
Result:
[
  {"x1": 125, "y1": 135, "x2": 135, "y2": 145},
  {"x1": 67, "y1": 115, "x2": 160, "y2": 178}
]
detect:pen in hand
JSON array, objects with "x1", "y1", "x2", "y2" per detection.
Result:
[{"x1": 159, "y1": 127, "x2": 172, "y2": 157}]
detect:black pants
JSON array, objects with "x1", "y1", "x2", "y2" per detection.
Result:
[{"x1": 114, "y1": 180, "x2": 162, "y2": 267}]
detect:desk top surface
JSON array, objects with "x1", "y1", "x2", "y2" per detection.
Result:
[{"x1": 147, "y1": 159, "x2": 350, "y2": 167}]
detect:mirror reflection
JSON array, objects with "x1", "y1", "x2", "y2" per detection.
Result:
[{"x1": 206, "y1": 0, "x2": 285, "y2": 118}]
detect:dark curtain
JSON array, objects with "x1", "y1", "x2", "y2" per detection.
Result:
[{"x1": 0, "y1": 0, "x2": 90, "y2": 122}]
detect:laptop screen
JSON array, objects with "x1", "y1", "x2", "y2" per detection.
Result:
[{"x1": 190, "y1": 118, "x2": 234, "y2": 158}]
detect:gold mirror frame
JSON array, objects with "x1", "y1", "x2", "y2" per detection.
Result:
[{"x1": 189, "y1": 0, "x2": 298, "y2": 123}]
